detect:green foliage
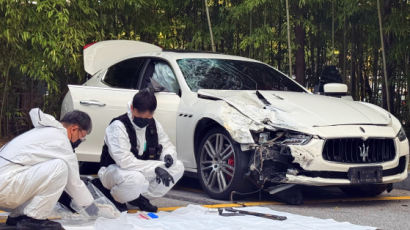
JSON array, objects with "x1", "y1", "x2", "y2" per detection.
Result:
[{"x1": 0, "y1": 0, "x2": 409, "y2": 137}]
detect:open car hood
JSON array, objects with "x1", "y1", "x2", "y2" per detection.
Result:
[{"x1": 198, "y1": 90, "x2": 391, "y2": 131}]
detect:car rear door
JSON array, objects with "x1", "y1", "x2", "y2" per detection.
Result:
[{"x1": 62, "y1": 57, "x2": 148, "y2": 162}]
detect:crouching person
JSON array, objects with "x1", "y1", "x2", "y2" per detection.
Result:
[
  {"x1": 96, "y1": 89, "x2": 184, "y2": 212},
  {"x1": 0, "y1": 109, "x2": 108, "y2": 230}
]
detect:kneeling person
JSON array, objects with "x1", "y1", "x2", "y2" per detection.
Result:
[
  {"x1": 0, "y1": 109, "x2": 103, "y2": 229},
  {"x1": 98, "y1": 89, "x2": 184, "y2": 212}
]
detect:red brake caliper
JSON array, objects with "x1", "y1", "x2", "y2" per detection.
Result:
[
  {"x1": 228, "y1": 156, "x2": 234, "y2": 167},
  {"x1": 226, "y1": 156, "x2": 235, "y2": 179}
]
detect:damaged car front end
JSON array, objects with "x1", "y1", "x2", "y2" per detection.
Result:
[
  {"x1": 197, "y1": 88, "x2": 409, "y2": 202},
  {"x1": 249, "y1": 125, "x2": 408, "y2": 196},
  {"x1": 247, "y1": 129, "x2": 313, "y2": 187}
]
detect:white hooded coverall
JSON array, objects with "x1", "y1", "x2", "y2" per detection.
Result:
[
  {"x1": 0, "y1": 109, "x2": 94, "y2": 219},
  {"x1": 98, "y1": 105, "x2": 184, "y2": 203}
]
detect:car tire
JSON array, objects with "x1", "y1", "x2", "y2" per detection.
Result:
[
  {"x1": 196, "y1": 127, "x2": 253, "y2": 200},
  {"x1": 340, "y1": 184, "x2": 390, "y2": 197}
]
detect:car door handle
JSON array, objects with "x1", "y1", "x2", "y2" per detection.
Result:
[{"x1": 80, "y1": 100, "x2": 106, "y2": 107}]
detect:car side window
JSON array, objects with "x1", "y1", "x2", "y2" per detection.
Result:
[
  {"x1": 140, "y1": 60, "x2": 180, "y2": 93},
  {"x1": 103, "y1": 58, "x2": 147, "y2": 89}
]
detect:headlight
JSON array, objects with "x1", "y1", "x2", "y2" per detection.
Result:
[
  {"x1": 280, "y1": 132, "x2": 312, "y2": 145},
  {"x1": 397, "y1": 127, "x2": 407, "y2": 142},
  {"x1": 251, "y1": 130, "x2": 312, "y2": 145}
]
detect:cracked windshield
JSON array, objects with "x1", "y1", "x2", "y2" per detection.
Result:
[{"x1": 177, "y1": 59, "x2": 305, "y2": 92}]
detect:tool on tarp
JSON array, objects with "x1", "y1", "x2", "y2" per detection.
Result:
[{"x1": 218, "y1": 207, "x2": 287, "y2": 221}]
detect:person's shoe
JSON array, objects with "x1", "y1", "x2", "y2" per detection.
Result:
[
  {"x1": 128, "y1": 195, "x2": 158, "y2": 212},
  {"x1": 91, "y1": 178, "x2": 128, "y2": 212},
  {"x1": 16, "y1": 217, "x2": 63, "y2": 230},
  {"x1": 6, "y1": 215, "x2": 30, "y2": 226}
]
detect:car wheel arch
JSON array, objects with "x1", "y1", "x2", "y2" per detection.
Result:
[{"x1": 194, "y1": 118, "x2": 224, "y2": 157}]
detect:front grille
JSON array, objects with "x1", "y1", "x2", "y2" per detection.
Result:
[{"x1": 322, "y1": 138, "x2": 395, "y2": 163}]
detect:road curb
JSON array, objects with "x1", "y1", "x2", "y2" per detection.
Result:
[{"x1": 393, "y1": 173, "x2": 410, "y2": 191}]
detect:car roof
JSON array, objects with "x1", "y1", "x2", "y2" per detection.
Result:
[{"x1": 159, "y1": 50, "x2": 262, "y2": 63}]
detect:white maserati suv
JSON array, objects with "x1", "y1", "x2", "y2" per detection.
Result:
[{"x1": 61, "y1": 40, "x2": 409, "y2": 199}]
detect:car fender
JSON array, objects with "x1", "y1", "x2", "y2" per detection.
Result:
[{"x1": 194, "y1": 101, "x2": 265, "y2": 145}]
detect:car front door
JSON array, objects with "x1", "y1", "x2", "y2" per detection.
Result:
[{"x1": 138, "y1": 58, "x2": 181, "y2": 148}]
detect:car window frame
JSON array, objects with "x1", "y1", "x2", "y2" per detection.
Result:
[
  {"x1": 137, "y1": 57, "x2": 181, "y2": 95},
  {"x1": 101, "y1": 57, "x2": 150, "y2": 89}
]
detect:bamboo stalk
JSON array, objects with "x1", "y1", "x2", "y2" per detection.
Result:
[
  {"x1": 377, "y1": 0, "x2": 391, "y2": 112},
  {"x1": 285, "y1": 0, "x2": 292, "y2": 77},
  {"x1": 0, "y1": 68, "x2": 10, "y2": 138},
  {"x1": 204, "y1": 0, "x2": 216, "y2": 52}
]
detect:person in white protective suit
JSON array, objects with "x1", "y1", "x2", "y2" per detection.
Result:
[
  {"x1": 0, "y1": 109, "x2": 111, "y2": 229},
  {"x1": 95, "y1": 88, "x2": 184, "y2": 212}
]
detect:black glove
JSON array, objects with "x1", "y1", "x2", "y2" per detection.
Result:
[
  {"x1": 155, "y1": 167, "x2": 174, "y2": 187},
  {"x1": 164, "y1": 154, "x2": 174, "y2": 168},
  {"x1": 84, "y1": 203, "x2": 99, "y2": 216}
]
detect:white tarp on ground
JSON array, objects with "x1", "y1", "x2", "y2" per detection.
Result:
[{"x1": 61, "y1": 205, "x2": 376, "y2": 230}]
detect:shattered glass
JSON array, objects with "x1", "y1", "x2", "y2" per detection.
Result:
[
  {"x1": 152, "y1": 62, "x2": 180, "y2": 93},
  {"x1": 177, "y1": 59, "x2": 305, "y2": 92}
]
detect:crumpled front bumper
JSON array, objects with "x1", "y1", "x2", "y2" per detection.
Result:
[{"x1": 247, "y1": 137, "x2": 409, "y2": 186}]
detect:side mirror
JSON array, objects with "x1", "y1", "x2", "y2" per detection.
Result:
[{"x1": 323, "y1": 83, "x2": 348, "y2": 97}]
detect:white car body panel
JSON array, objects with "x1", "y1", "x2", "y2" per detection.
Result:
[
  {"x1": 64, "y1": 85, "x2": 138, "y2": 161},
  {"x1": 84, "y1": 40, "x2": 162, "y2": 75},
  {"x1": 61, "y1": 40, "x2": 409, "y2": 188}
]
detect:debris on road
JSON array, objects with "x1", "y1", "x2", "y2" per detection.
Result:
[{"x1": 218, "y1": 207, "x2": 287, "y2": 220}]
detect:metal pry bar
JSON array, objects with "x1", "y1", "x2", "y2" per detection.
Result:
[
  {"x1": 223, "y1": 207, "x2": 287, "y2": 221},
  {"x1": 218, "y1": 208, "x2": 245, "y2": 217}
]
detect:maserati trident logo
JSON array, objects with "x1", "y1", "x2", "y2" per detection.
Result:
[{"x1": 359, "y1": 143, "x2": 369, "y2": 162}]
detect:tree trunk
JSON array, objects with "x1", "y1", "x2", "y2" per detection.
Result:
[
  {"x1": 341, "y1": 13, "x2": 347, "y2": 83},
  {"x1": 371, "y1": 48, "x2": 379, "y2": 103},
  {"x1": 378, "y1": 0, "x2": 393, "y2": 112},
  {"x1": 310, "y1": 32, "x2": 315, "y2": 86},
  {"x1": 315, "y1": 22, "x2": 322, "y2": 81},
  {"x1": 350, "y1": 25, "x2": 357, "y2": 100},
  {"x1": 236, "y1": 23, "x2": 240, "y2": 55},
  {"x1": 204, "y1": 0, "x2": 216, "y2": 52},
  {"x1": 249, "y1": 12, "x2": 252, "y2": 58},
  {"x1": 285, "y1": 0, "x2": 292, "y2": 77},
  {"x1": 277, "y1": 18, "x2": 282, "y2": 69},
  {"x1": 295, "y1": 24, "x2": 306, "y2": 85},
  {"x1": 0, "y1": 67, "x2": 10, "y2": 138},
  {"x1": 406, "y1": 54, "x2": 410, "y2": 122},
  {"x1": 358, "y1": 39, "x2": 365, "y2": 100},
  {"x1": 277, "y1": 1, "x2": 283, "y2": 70}
]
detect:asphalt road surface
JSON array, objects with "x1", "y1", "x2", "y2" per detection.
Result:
[{"x1": 1, "y1": 177, "x2": 409, "y2": 230}]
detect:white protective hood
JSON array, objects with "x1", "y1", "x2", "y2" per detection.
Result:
[
  {"x1": 29, "y1": 108, "x2": 65, "y2": 129},
  {"x1": 198, "y1": 90, "x2": 392, "y2": 133}
]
